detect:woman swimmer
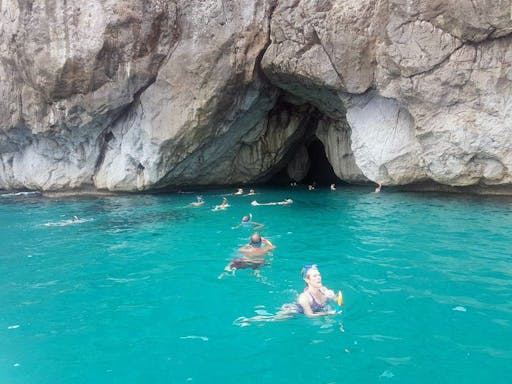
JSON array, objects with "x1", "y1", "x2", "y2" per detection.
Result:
[
  {"x1": 293, "y1": 264, "x2": 338, "y2": 317},
  {"x1": 232, "y1": 265, "x2": 341, "y2": 324}
]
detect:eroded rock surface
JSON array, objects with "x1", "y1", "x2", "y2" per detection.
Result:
[
  {"x1": 1, "y1": 0, "x2": 511, "y2": 192},
  {"x1": 0, "y1": 0, "x2": 178, "y2": 189},
  {"x1": 94, "y1": 0, "x2": 279, "y2": 190},
  {"x1": 262, "y1": 0, "x2": 512, "y2": 189}
]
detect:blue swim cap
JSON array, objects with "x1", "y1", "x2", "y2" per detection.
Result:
[{"x1": 301, "y1": 264, "x2": 318, "y2": 279}]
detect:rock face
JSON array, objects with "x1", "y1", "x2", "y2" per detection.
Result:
[
  {"x1": 1, "y1": 0, "x2": 512, "y2": 192},
  {"x1": 262, "y1": 0, "x2": 512, "y2": 189},
  {"x1": 0, "y1": 0, "x2": 179, "y2": 189},
  {"x1": 92, "y1": 0, "x2": 278, "y2": 190}
]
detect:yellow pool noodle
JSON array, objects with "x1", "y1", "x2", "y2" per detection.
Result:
[{"x1": 337, "y1": 291, "x2": 344, "y2": 306}]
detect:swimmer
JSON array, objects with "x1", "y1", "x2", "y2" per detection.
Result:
[
  {"x1": 223, "y1": 233, "x2": 275, "y2": 275},
  {"x1": 294, "y1": 264, "x2": 338, "y2": 317},
  {"x1": 232, "y1": 213, "x2": 264, "y2": 230},
  {"x1": 330, "y1": 184, "x2": 336, "y2": 191},
  {"x1": 234, "y1": 188, "x2": 244, "y2": 195},
  {"x1": 190, "y1": 196, "x2": 204, "y2": 207},
  {"x1": 251, "y1": 198, "x2": 293, "y2": 206},
  {"x1": 233, "y1": 264, "x2": 342, "y2": 324},
  {"x1": 308, "y1": 184, "x2": 315, "y2": 190},
  {"x1": 213, "y1": 197, "x2": 230, "y2": 210},
  {"x1": 44, "y1": 216, "x2": 86, "y2": 227},
  {"x1": 247, "y1": 189, "x2": 256, "y2": 196},
  {"x1": 374, "y1": 182, "x2": 382, "y2": 193}
]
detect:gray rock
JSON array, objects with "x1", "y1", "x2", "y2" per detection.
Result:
[
  {"x1": 0, "y1": 0, "x2": 178, "y2": 190},
  {"x1": 263, "y1": 0, "x2": 512, "y2": 190},
  {"x1": 94, "y1": 0, "x2": 279, "y2": 190},
  {"x1": 1, "y1": 0, "x2": 512, "y2": 193}
]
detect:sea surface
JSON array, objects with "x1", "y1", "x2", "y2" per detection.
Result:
[{"x1": 1, "y1": 186, "x2": 511, "y2": 383}]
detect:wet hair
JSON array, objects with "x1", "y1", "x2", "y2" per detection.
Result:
[{"x1": 250, "y1": 233, "x2": 262, "y2": 244}]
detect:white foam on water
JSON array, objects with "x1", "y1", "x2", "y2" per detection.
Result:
[
  {"x1": 379, "y1": 370, "x2": 394, "y2": 379},
  {"x1": 106, "y1": 276, "x2": 150, "y2": 283},
  {"x1": 1, "y1": 191, "x2": 41, "y2": 197},
  {"x1": 43, "y1": 218, "x2": 92, "y2": 227},
  {"x1": 179, "y1": 335, "x2": 209, "y2": 342},
  {"x1": 255, "y1": 309, "x2": 272, "y2": 316}
]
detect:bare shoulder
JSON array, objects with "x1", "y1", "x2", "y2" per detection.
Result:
[{"x1": 297, "y1": 291, "x2": 309, "y2": 305}]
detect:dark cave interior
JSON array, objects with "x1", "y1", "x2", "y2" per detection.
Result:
[
  {"x1": 269, "y1": 137, "x2": 343, "y2": 186},
  {"x1": 303, "y1": 138, "x2": 342, "y2": 186}
]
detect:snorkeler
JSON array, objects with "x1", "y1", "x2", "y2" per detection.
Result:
[
  {"x1": 223, "y1": 233, "x2": 275, "y2": 275},
  {"x1": 231, "y1": 213, "x2": 264, "y2": 230},
  {"x1": 251, "y1": 198, "x2": 293, "y2": 206}
]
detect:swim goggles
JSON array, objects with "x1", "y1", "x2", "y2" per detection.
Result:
[
  {"x1": 250, "y1": 240, "x2": 262, "y2": 247},
  {"x1": 301, "y1": 264, "x2": 318, "y2": 279}
]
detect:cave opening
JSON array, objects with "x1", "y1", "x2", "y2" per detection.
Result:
[
  {"x1": 265, "y1": 98, "x2": 346, "y2": 187},
  {"x1": 303, "y1": 138, "x2": 342, "y2": 186},
  {"x1": 268, "y1": 136, "x2": 343, "y2": 187}
]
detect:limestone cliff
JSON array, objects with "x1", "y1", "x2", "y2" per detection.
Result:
[{"x1": 1, "y1": 0, "x2": 511, "y2": 193}]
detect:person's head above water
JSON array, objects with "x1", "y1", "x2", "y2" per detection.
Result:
[
  {"x1": 301, "y1": 264, "x2": 325, "y2": 289},
  {"x1": 250, "y1": 233, "x2": 262, "y2": 247},
  {"x1": 301, "y1": 264, "x2": 319, "y2": 280},
  {"x1": 242, "y1": 214, "x2": 252, "y2": 223}
]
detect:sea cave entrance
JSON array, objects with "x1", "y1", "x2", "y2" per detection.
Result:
[
  {"x1": 264, "y1": 99, "x2": 346, "y2": 187},
  {"x1": 303, "y1": 138, "x2": 342, "y2": 186},
  {"x1": 269, "y1": 136, "x2": 343, "y2": 187}
]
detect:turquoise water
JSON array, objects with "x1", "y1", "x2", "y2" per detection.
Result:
[{"x1": 1, "y1": 187, "x2": 511, "y2": 383}]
